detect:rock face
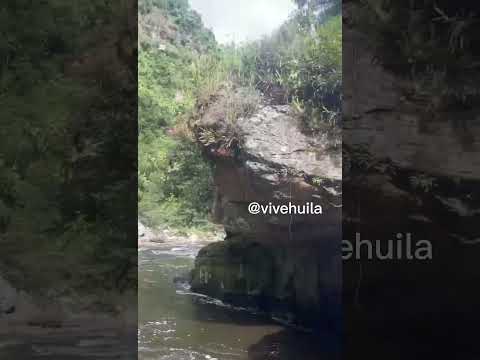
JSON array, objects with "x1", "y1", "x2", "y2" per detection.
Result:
[
  {"x1": 191, "y1": 100, "x2": 342, "y2": 330},
  {"x1": 343, "y1": 25, "x2": 480, "y2": 181},
  {"x1": 343, "y1": 10, "x2": 480, "y2": 256},
  {"x1": 342, "y1": 4, "x2": 480, "y2": 351}
]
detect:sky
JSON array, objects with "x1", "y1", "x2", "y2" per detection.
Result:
[{"x1": 189, "y1": 0, "x2": 297, "y2": 44}]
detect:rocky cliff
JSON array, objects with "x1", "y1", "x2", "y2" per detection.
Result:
[
  {"x1": 343, "y1": 3, "x2": 480, "y2": 356},
  {"x1": 343, "y1": 2, "x2": 480, "y2": 295},
  {"x1": 190, "y1": 93, "x2": 342, "y2": 331}
]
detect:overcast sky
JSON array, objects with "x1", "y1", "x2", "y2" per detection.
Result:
[{"x1": 189, "y1": 0, "x2": 296, "y2": 44}]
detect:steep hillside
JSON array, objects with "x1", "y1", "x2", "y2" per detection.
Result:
[{"x1": 138, "y1": 0, "x2": 218, "y2": 231}]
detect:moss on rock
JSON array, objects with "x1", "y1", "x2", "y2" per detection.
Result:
[{"x1": 191, "y1": 238, "x2": 275, "y2": 305}]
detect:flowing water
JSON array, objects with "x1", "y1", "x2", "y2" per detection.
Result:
[
  {"x1": 1, "y1": 238, "x2": 331, "y2": 359},
  {"x1": 138, "y1": 240, "x2": 333, "y2": 360}
]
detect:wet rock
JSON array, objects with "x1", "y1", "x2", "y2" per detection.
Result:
[{"x1": 191, "y1": 238, "x2": 275, "y2": 305}]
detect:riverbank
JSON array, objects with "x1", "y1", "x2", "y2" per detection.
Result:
[{"x1": 138, "y1": 221, "x2": 225, "y2": 251}]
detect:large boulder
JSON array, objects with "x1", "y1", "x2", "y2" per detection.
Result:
[{"x1": 191, "y1": 97, "x2": 342, "y2": 330}]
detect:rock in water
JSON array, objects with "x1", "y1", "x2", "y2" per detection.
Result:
[
  {"x1": 138, "y1": 221, "x2": 165, "y2": 245},
  {"x1": 191, "y1": 98, "x2": 342, "y2": 331}
]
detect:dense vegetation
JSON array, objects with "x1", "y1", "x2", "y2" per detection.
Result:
[
  {"x1": 237, "y1": 10, "x2": 341, "y2": 133},
  {"x1": 138, "y1": 0, "x2": 218, "y2": 231},
  {"x1": 348, "y1": 0, "x2": 480, "y2": 111},
  {"x1": 139, "y1": 0, "x2": 341, "y2": 230},
  {"x1": 0, "y1": 1, "x2": 136, "y2": 301}
]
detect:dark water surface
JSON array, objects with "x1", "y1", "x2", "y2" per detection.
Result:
[
  {"x1": 138, "y1": 241, "x2": 331, "y2": 360},
  {"x1": 0, "y1": 315, "x2": 136, "y2": 359}
]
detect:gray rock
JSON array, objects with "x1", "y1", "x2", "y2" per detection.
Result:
[
  {"x1": 138, "y1": 221, "x2": 165, "y2": 244},
  {"x1": 239, "y1": 105, "x2": 341, "y2": 181},
  {"x1": 0, "y1": 275, "x2": 17, "y2": 314}
]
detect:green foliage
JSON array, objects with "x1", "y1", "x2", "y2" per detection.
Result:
[
  {"x1": 353, "y1": 0, "x2": 480, "y2": 110},
  {"x1": 139, "y1": 0, "x2": 216, "y2": 51},
  {"x1": 236, "y1": 11, "x2": 342, "y2": 136},
  {"x1": 0, "y1": 0, "x2": 137, "y2": 297},
  {"x1": 281, "y1": 16, "x2": 342, "y2": 130},
  {"x1": 139, "y1": 48, "x2": 193, "y2": 131},
  {"x1": 139, "y1": 133, "x2": 213, "y2": 230},
  {"x1": 189, "y1": 52, "x2": 235, "y2": 102},
  {"x1": 138, "y1": 0, "x2": 220, "y2": 231}
]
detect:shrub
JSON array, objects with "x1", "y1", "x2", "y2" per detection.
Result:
[
  {"x1": 139, "y1": 134, "x2": 214, "y2": 230},
  {"x1": 352, "y1": 0, "x2": 480, "y2": 110},
  {"x1": 236, "y1": 12, "x2": 342, "y2": 134}
]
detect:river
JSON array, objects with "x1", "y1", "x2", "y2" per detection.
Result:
[
  {"x1": 138, "y1": 238, "x2": 335, "y2": 360},
  {"x1": 0, "y1": 237, "x2": 332, "y2": 359}
]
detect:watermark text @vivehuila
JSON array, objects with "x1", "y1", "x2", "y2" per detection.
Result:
[{"x1": 248, "y1": 202, "x2": 323, "y2": 215}]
